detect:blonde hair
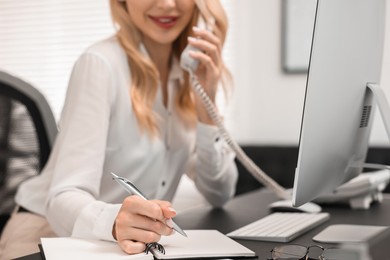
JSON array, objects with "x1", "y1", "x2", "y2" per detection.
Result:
[{"x1": 110, "y1": 0, "x2": 231, "y2": 137}]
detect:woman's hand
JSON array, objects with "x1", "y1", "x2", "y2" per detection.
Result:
[
  {"x1": 113, "y1": 195, "x2": 176, "y2": 254},
  {"x1": 187, "y1": 27, "x2": 223, "y2": 124}
]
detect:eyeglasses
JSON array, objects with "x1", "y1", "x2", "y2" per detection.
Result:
[{"x1": 268, "y1": 244, "x2": 361, "y2": 260}]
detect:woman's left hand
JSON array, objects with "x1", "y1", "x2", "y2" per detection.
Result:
[{"x1": 187, "y1": 27, "x2": 223, "y2": 124}]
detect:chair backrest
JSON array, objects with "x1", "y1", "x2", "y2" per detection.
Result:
[
  {"x1": 0, "y1": 70, "x2": 58, "y2": 230},
  {"x1": 0, "y1": 71, "x2": 57, "y2": 164}
]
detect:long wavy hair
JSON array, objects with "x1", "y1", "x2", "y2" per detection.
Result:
[{"x1": 109, "y1": 0, "x2": 231, "y2": 137}]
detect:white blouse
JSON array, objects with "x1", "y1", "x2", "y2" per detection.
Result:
[{"x1": 15, "y1": 36, "x2": 238, "y2": 242}]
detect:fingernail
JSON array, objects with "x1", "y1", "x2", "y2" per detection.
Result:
[
  {"x1": 192, "y1": 26, "x2": 201, "y2": 32},
  {"x1": 168, "y1": 207, "x2": 177, "y2": 214},
  {"x1": 166, "y1": 218, "x2": 174, "y2": 228},
  {"x1": 188, "y1": 36, "x2": 197, "y2": 42},
  {"x1": 188, "y1": 50, "x2": 196, "y2": 57}
]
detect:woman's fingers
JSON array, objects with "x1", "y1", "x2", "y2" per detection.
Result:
[
  {"x1": 192, "y1": 27, "x2": 222, "y2": 54},
  {"x1": 154, "y1": 200, "x2": 177, "y2": 219},
  {"x1": 189, "y1": 27, "x2": 222, "y2": 66},
  {"x1": 185, "y1": 26, "x2": 222, "y2": 101},
  {"x1": 116, "y1": 225, "x2": 162, "y2": 243},
  {"x1": 114, "y1": 196, "x2": 176, "y2": 254},
  {"x1": 188, "y1": 50, "x2": 218, "y2": 72},
  {"x1": 118, "y1": 213, "x2": 173, "y2": 237},
  {"x1": 117, "y1": 239, "x2": 146, "y2": 255},
  {"x1": 124, "y1": 196, "x2": 165, "y2": 221},
  {"x1": 118, "y1": 196, "x2": 174, "y2": 233},
  {"x1": 187, "y1": 36, "x2": 220, "y2": 68}
]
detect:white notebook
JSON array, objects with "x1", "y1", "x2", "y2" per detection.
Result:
[{"x1": 40, "y1": 230, "x2": 256, "y2": 260}]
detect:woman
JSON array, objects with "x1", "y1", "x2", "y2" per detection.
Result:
[{"x1": 0, "y1": 0, "x2": 237, "y2": 258}]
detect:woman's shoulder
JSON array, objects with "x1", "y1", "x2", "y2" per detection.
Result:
[
  {"x1": 78, "y1": 36, "x2": 127, "y2": 72},
  {"x1": 81, "y1": 35, "x2": 126, "y2": 66},
  {"x1": 87, "y1": 35, "x2": 120, "y2": 53}
]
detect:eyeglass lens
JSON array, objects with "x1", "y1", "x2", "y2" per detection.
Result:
[
  {"x1": 271, "y1": 245, "x2": 308, "y2": 259},
  {"x1": 271, "y1": 245, "x2": 361, "y2": 260},
  {"x1": 321, "y1": 248, "x2": 362, "y2": 260},
  {"x1": 306, "y1": 246, "x2": 324, "y2": 259}
]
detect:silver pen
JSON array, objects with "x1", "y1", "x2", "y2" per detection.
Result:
[{"x1": 110, "y1": 172, "x2": 188, "y2": 237}]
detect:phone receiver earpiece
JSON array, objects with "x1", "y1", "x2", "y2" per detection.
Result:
[{"x1": 180, "y1": 45, "x2": 200, "y2": 73}]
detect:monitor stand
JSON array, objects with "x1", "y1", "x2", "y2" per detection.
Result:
[
  {"x1": 314, "y1": 83, "x2": 390, "y2": 209},
  {"x1": 313, "y1": 224, "x2": 389, "y2": 243},
  {"x1": 313, "y1": 83, "x2": 390, "y2": 244},
  {"x1": 313, "y1": 169, "x2": 389, "y2": 209}
]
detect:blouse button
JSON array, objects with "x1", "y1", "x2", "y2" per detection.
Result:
[{"x1": 162, "y1": 181, "x2": 166, "y2": 187}]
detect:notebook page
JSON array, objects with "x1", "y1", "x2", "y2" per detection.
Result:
[
  {"x1": 152, "y1": 230, "x2": 255, "y2": 259},
  {"x1": 40, "y1": 237, "x2": 151, "y2": 260},
  {"x1": 41, "y1": 230, "x2": 255, "y2": 260}
]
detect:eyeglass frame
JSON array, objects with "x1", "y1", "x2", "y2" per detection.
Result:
[{"x1": 267, "y1": 244, "x2": 341, "y2": 260}]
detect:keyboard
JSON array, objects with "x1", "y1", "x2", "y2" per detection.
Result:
[{"x1": 227, "y1": 212, "x2": 330, "y2": 243}]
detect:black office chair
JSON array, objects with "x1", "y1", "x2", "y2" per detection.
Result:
[{"x1": 0, "y1": 70, "x2": 57, "y2": 233}]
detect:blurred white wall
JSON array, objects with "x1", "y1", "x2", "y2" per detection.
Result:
[
  {"x1": 224, "y1": 0, "x2": 390, "y2": 147},
  {"x1": 1, "y1": 0, "x2": 390, "y2": 147},
  {"x1": 224, "y1": 0, "x2": 306, "y2": 145}
]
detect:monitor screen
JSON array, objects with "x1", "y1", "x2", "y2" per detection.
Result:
[{"x1": 292, "y1": 0, "x2": 386, "y2": 206}]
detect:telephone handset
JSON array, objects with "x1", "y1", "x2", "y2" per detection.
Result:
[
  {"x1": 180, "y1": 16, "x2": 211, "y2": 73},
  {"x1": 179, "y1": 18, "x2": 290, "y2": 201},
  {"x1": 180, "y1": 41, "x2": 201, "y2": 73}
]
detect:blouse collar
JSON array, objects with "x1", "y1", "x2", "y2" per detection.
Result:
[{"x1": 139, "y1": 43, "x2": 184, "y2": 84}]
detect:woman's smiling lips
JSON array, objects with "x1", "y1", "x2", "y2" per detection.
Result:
[{"x1": 149, "y1": 16, "x2": 179, "y2": 29}]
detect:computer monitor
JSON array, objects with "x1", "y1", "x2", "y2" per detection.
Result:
[{"x1": 292, "y1": 0, "x2": 387, "y2": 207}]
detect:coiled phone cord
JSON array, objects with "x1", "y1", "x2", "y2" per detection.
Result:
[{"x1": 190, "y1": 73, "x2": 290, "y2": 200}]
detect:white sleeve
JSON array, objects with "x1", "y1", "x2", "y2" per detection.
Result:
[
  {"x1": 45, "y1": 51, "x2": 119, "y2": 241},
  {"x1": 193, "y1": 123, "x2": 238, "y2": 207}
]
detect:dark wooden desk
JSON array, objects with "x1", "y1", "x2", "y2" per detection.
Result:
[
  {"x1": 174, "y1": 189, "x2": 390, "y2": 259},
  {"x1": 18, "y1": 189, "x2": 390, "y2": 260}
]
